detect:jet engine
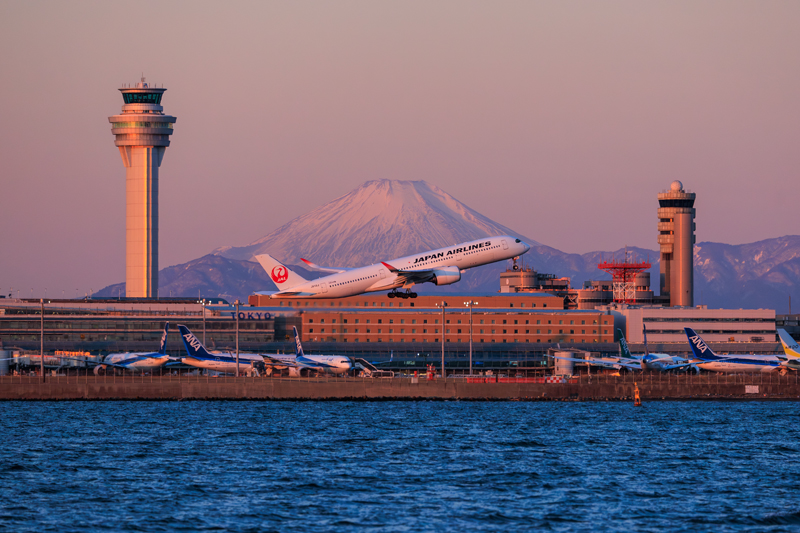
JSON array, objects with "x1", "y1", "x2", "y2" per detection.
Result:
[
  {"x1": 288, "y1": 367, "x2": 312, "y2": 378},
  {"x1": 93, "y1": 365, "x2": 107, "y2": 376},
  {"x1": 431, "y1": 266, "x2": 461, "y2": 286}
]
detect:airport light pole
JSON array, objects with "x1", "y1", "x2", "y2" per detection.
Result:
[
  {"x1": 202, "y1": 300, "x2": 206, "y2": 344},
  {"x1": 436, "y1": 301, "x2": 448, "y2": 378},
  {"x1": 464, "y1": 300, "x2": 478, "y2": 376},
  {"x1": 235, "y1": 300, "x2": 240, "y2": 377},
  {"x1": 40, "y1": 298, "x2": 45, "y2": 382}
]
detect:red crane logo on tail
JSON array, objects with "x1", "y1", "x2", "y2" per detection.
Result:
[{"x1": 271, "y1": 266, "x2": 288, "y2": 284}]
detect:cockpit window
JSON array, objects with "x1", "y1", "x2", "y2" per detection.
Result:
[{"x1": 515, "y1": 239, "x2": 521, "y2": 243}]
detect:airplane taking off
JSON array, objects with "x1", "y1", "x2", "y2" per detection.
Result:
[
  {"x1": 255, "y1": 235, "x2": 530, "y2": 299},
  {"x1": 177, "y1": 324, "x2": 265, "y2": 375},
  {"x1": 684, "y1": 327, "x2": 799, "y2": 373},
  {"x1": 94, "y1": 323, "x2": 172, "y2": 375},
  {"x1": 261, "y1": 327, "x2": 352, "y2": 377}
]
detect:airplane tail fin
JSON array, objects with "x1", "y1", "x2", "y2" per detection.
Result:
[
  {"x1": 617, "y1": 329, "x2": 633, "y2": 359},
  {"x1": 642, "y1": 323, "x2": 650, "y2": 356},
  {"x1": 292, "y1": 326, "x2": 305, "y2": 358},
  {"x1": 178, "y1": 324, "x2": 213, "y2": 360},
  {"x1": 778, "y1": 329, "x2": 800, "y2": 359},
  {"x1": 255, "y1": 254, "x2": 307, "y2": 291},
  {"x1": 158, "y1": 322, "x2": 169, "y2": 355},
  {"x1": 684, "y1": 327, "x2": 721, "y2": 361}
]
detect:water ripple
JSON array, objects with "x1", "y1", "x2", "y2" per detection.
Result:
[{"x1": 1, "y1": 401, "x2": 799, "y2": 532}]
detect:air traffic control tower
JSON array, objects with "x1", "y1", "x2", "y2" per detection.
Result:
[
  {"x1": 109, "y1": 78, "x2": 176, "y2": 298},
  {"x1": 657, "y1": 180, "x2": 696, "y2": 307}
]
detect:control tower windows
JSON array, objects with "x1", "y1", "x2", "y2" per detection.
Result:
[
  {"x1": 112, "y1": 122, "x2": 173, "y2": 129},
  {"x1": 658, "y1": 199, "x2": 695, "y2": 208},
  {"x1": 123, "y1": 92, "x2": 163, "y2": 104}
]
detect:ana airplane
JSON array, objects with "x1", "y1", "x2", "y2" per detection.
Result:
[
  {"x1": 94, "y1": 323, "x2": 172, "y2": 375},
  {"x1": 547, "y1": 327, "x2": 696, "y2": 373},
  {"x1": 684, "y1": 327, "x2": 799, "y2": 373},
  {"x1": 637, "y1": 323, "x2": 698, "y2": 373},
  {"x1": 255, "y1": 235, "x2": 530, "y2": 299},
  {"x1": 261, "y1": 327, "x2": 352, "y2": 377},
  {"x1": 177, "y1": 324, "x2": 265, "y2": 375}
]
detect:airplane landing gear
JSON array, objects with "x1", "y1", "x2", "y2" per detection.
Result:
[{"x1": 388, "y1": 289, "x2": 418, "y2": 299}]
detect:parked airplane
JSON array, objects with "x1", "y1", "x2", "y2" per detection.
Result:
[
  {"x1": 177, "y1": 324, "x2": 265, "y2": 375},
  {"x1": 684, "y1": 327, "x2": 799, "y2": 373},
  {"x1": 637, "y1": 323, "x2": 698, "y2": 373},
  {"x1": 777, "y1": 329, "x2": 800, "y2": 360},
  {"x1": 547, "y1": 327, "x2": 696, "y2": 373},
  {"x1": 261, "y1": 327, "x2": 352, "y2": 377},
  {"x1": 255, "y1": 235, "x2": 530, "y2": 299},
  {"x1": 94, "y1": 323, "x2": 172, "y2": 375}
]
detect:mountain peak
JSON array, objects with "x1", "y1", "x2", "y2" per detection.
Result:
[{"x1": 218, "y1": 179, "x2": 535, "y2": 266}]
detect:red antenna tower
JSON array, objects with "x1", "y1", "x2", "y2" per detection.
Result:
[{"x1": 597, "y1": 248, "x2": 651, "y2": 304}]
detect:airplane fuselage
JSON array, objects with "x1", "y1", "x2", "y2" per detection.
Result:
[
  {"x1": 182, "y1": 352, "x2": 265, "y2": 374},
  {"x1": 267, "y1": 354, "x2": 352, "y2": 374},
  {"x1": 102, "y1": 352, "x2": 169, "y2": 372},
  {"x1": 695, "y1": 357, "x2": 782, "y2": 373},
  {"x1": 269, "y1": 236, "x2": 529, "y2": 298}
]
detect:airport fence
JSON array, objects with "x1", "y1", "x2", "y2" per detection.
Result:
[{"x1": 2, "y1": 371, "x2": 800, "y2": 387}]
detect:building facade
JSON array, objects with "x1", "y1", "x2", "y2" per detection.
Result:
[{"x1": 607, "y1": 305, "x2": 776, "y2": 344}]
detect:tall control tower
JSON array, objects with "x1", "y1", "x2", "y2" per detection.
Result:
[
  {"x1": 657, "y1": 180, "x2": 695, "y2": 307},
  {"x1": 109, "y1": 78, "x2": 176, "y2": 298}
]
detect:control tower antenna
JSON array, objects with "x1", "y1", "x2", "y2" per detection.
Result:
[{"x1": 108, "y1": 79, "x2": 177, "y2": 298}]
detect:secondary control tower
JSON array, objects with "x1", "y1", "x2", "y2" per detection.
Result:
[
  {"x1": 109, "y1": 77, "x2": 176, "y2": 298},
  {"x1": 657, "y1": 180, "x2": 695, "y2": 307}
]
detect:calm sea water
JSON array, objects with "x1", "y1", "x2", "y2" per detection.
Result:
[{"x1": 1, "y1": 401, "x2": 799, "y2": 532}]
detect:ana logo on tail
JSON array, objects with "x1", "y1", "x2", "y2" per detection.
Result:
[
  {"x1": 689, "y1": 335, "x2": 708, "y2": 353},
  {"x1": 183, "y1": 332, "x2": 202, "y2": 352},
  {"x1": 271, "y1": 266, "x2": 288, "y2": 284}
]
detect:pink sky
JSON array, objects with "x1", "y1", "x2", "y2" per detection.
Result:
[{"x1": 1, "y1": 1, "x2": 799, "y2": 297}]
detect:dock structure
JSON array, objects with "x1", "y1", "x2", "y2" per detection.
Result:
[{"x1": 2, "y1": 374, "x2": 800, "y2": 401}]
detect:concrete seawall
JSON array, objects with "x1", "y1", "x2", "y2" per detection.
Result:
[{"x1": 2, "y1": 375, "x2": 800, "y2": 401}]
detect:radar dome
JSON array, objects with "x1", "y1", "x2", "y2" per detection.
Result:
[{"x1": 670, "y1": 180, "x2": 683, "y2": 192}]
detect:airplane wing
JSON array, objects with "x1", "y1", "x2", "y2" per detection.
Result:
[
  {"x1": 547, "y1": 354, "x2": 640, "y2": 371},
  {"x1": 300, "y1": 258, "x2": 353, "y2": 273},
  {"x1": 47, "y1": 355, "x2": 133, "y2": 370},
  {"x1": 781, "y1": 360, "x2": 800, "y2": 371},
  {"x1": 380, "y1": 262, "x2": 438, "y2": 284},
  {"x1": 261, "y1": 355, "x2": 299, "y2": 367},
  {"x1": 657, "y1": 362, "x2": 699, "y2": 372}
]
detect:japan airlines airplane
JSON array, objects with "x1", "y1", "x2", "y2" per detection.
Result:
[
  {"x1": 254, "y1": 235, "x2": 530, "y2": 299},
  {"x1": 93, "y1": 323, "x2": 172, "y2": 375},
  {"x1": 177, "y1": 324, "x2": 265, "y2": 375},
  {"x1": 684, "y1": 327, "x2": 799, "y2": 373},
  {"x1": 262, "y1": 327, "x2": 352, "y2": 377}
]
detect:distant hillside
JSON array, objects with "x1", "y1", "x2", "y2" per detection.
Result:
[
  {"x1": 95, "y1": 255, "x2": 317, "y2": 302},
  {"x1": 96, "y1": 180, "x2": 800, "y2": 311}
]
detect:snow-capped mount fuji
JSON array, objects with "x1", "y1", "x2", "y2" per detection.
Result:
[{"x1": 216, "y1": 180, "x2": 537, "y2": 266}]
